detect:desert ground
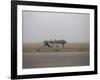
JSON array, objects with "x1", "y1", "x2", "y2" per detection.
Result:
[
  {"x1": 23, "y1": 43, "x2": 89, "y2": 52},
  {"x1": 23, "y1": 43, "x2": 89, "y2": 69}
]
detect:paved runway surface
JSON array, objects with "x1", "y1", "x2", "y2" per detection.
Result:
[{"x1": 23, "y1": 51, "x2": 89, "y2": 69}]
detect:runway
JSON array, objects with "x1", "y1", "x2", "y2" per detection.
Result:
[{"x1": 23, "y1": 51, "x2": 89, "y2": 69}]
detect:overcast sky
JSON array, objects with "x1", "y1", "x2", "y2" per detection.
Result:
[{"x1": 22, "y1": 11, "x2": 90, "y2": 43}]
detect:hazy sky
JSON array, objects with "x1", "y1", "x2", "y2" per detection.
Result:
[{"x1": 22, "y1": 11, "x2": 90, "y2": 43}]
